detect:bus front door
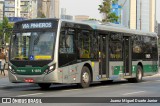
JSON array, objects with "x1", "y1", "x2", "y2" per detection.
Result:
[
  {"x1": 123, "y1": 36, "x2": 132, "y2": 76},
  {"x1": 99, "y1": 34, "x2": 109, "y2": 78}
]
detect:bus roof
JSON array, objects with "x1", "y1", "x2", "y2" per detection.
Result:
[
  {"x1": 14, "y1": 18, "x2": 157, "y2": 37},
  {"x1": 60, "y1": 19, "x2": 157, "y2": 37}
]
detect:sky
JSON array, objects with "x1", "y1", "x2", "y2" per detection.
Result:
[{"x1": 60, "y1": 0, "x2": 103, "y2": 20}]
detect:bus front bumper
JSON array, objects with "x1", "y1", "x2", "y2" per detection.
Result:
[{"x1": 8, "y1": 70, "x2": 61, "y2": 83}]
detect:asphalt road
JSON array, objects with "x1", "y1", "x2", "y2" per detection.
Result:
[{"x1": 0, "y1": 74, "x2": 160, "y2": 106}]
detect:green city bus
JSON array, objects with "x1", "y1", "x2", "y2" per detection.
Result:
[{"x1": 8, "y1": 18, "x2": 159, "y2": 89}]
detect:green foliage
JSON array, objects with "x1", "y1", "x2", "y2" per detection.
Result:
[
  {"x1": 99, "y1": 0, "x2": 111, "y2": 15},
  {"x1": 40, "y1": 13, "x2": 46, "y2": 18},
  {"x1": 98, "y1": 0, "x2": 119, "y2": 22},
  {"x1": 0, "y1": 16, "x2": 13, "y2": 46},
  {"x1": 37, "y1": 9, "x2": 46, "y2": 18},
  {"x1": 103, "y1": 12, "x2": 119, "y2": 22},
  {"x1": 112, "y1": 0, "x2": 118, "y2": 4}
]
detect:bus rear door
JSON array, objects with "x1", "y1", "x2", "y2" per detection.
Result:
[
  {"x1": 123, "y1": 36, "x2": 132, "y2": 76},
  {"x1": 99, "y1": 34, "x2": 109, "y2": 78}
]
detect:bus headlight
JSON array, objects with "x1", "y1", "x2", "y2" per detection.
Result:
[
  {"x1": 9, "y1": 66, "x2": 12, "y2": 70},
  {"x1": 49, "y1": 65, "x2": 54, "y2": 70},
  {"x1": 45, "y1": 64, "x2": 56, "y2": 74},
  {"x1": 8, "y1": 66, "x2": 16, "y2": 74}
]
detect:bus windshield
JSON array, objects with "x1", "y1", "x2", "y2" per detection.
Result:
[{"x1": 10, "y1": 31, "x2": 56, "y2": 61}]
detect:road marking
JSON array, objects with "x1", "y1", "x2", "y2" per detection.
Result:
[
  {"x1": 121, "y1": 84, "x2": 128, "y2": 86},
  {"x1": 63, "y1": 89, "x2": 81, "y2": 92},
  {"x1": 17, "y1": 93, "x2": 44, "y2": 97},
  {"x1": 123, "y1": 91, "x2": 145, "y2": 96}
]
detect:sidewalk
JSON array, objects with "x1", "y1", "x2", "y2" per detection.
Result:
[{"x1": 0, "y1": 70, "x2": 8, "y2": 79}]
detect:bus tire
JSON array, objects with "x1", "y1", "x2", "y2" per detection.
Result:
[
  {"x1": 135, "y1": 65, "x2": 143, "y2": 82},
  {"x1": 38, "y1": 83, "x2": 51, "y2": 90},
  {"x1": 78, "y1": 66, "x2": 91, "y2": 88},
  {"x1": 128, "y1": 65, "x2": 143, "y2": 83}
]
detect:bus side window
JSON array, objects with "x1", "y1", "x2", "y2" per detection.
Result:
[
  {"x1": 59, "y1": 28, "x2": 74, "y2": 54},
  {"x1": 77, "y1": 30, "x2": 91, "y2": 59},
  {"x1": 91, "y1": 33, "x2": 98, "y2": 59},
  {"x1": 152, "y1": 37, "x2": 158, "y2": 60},
  {"x1": 109, "y1": 33, "x2": 123, "y2": 60},
  {"x1": 132, "y1": 35, "x2": 151, "y2": 60}
]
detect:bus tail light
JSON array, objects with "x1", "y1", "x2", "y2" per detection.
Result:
[{"x1": 24, "y1": 78, "x2": 34, "y2": 83}]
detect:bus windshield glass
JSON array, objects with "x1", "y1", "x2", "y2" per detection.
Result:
[{"x1": 10, "y1": 31, "x2": 56, "y2": 61}]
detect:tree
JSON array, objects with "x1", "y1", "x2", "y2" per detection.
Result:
[
  {"x1": 37, "y1": 9, "x2": 46, "y2": 18},
  {"x1": 0, "y1": 16, "x2": 13, "y2": 47},
  {"x1": 98, "y1": 0, "x2": 119, "y2": 22}
]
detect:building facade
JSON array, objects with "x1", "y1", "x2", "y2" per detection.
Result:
[
  {"x1": 60, "y1": 8, "x2": 73, "y2": 20},
  {"x1": 0, "y1": 0, "x2": 4, "y2": 21},
  {"x1": 1, "y1": 0, "x2": 60, "y2": 19},
  {"x1": 75, "y1": 15, "x2": 89, "y2": 21},
  {"x1": 118, "y1": 0, "x2": 156, "y2": 32},
  {"x1": 4, "y1": 0, "x2": 20, "y2": 17},
  {"x1": 4, "y1": 0, "x2": 32, "y2": 19},
  {"x1": 42, "y1": 0, "x2": 59, "y2": 18},
  {"x1": 20, "y1": 0, "x2": 32, "y2": 18},
  {"x1": 61, "y1": 15, "x2": 73, "y2": 20}
]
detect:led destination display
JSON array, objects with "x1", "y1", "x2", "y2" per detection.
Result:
[{"x1": 22, "y1": 22, "x2": 52, "y2": 29}]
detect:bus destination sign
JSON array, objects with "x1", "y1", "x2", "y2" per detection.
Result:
[{"x1": 22, "y1": 22, "x2": 52, "y2": 29}]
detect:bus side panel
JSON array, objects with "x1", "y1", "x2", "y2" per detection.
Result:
[
  {"x1": 8, "y1": 71, "x2": 21, "y2": 83},
  {"x1": 109, "y1": 61, "x2": 124, "y2": 80},
  {"x1": 60, "y1": 65, "x2": 78, "y2": 84},
  {"x1": 43, "y1": 69, "x2": 63, "y2": 83},
  {"x1": 142, "y1": 61, "x2": 158, "y2": 76},
  {"x1": 132, "y1": 61, "x2": 158, "y2": 77},
  {"x1": 92, "y1": 62, "x2": 100, "y2": 82},
  {"x1": 59, "y1": 61, "x2": 93, "y2": 84}
]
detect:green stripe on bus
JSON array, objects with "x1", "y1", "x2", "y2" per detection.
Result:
[
  {"x1": 15, "y1": 65, "x2": 48, "y2": 75},
  {"x1": 143, "y1": 65, "x2": 158, "y2": 73},
  {"x1": 113, "y1": 66, "x2": 122, "y2": 75},
  {"x1": 113, "y1": 65, "x2": 158, "y2": 75}
]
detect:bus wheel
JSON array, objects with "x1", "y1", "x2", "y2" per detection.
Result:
[
  {"x1": 136, "y1": 65, "x2": 143, "y2": 82},
  {"x1": 38, "y1": 83, "x2": 51, "y2": 90},
  {"x1": 78, "y1": 66, "x2": 91, "y2": 88},
  {"x1": 128, "y1": 65, "x2": 143, "y2": 83}
]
